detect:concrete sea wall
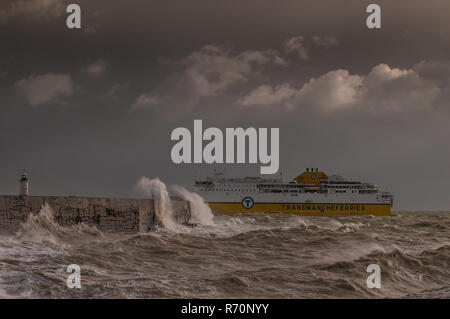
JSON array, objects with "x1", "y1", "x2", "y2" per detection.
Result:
[{"x1": 0, "y1": 195, "x2": 191, "y2": 233}]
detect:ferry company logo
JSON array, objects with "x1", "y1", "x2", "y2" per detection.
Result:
[{"x1": 242, "y1": 197, "x2": 255, "y2": 209}]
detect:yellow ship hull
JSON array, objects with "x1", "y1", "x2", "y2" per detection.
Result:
[{"x1": 209, "y1": 202, "x2": 393, "y2": 216}]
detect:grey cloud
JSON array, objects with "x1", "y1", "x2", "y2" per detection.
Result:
[
  {"x1": 0, "y1": 0, "x2": 66, "y2": 24},
  {"x1": 15, "y1": 73, "x2": 74, "y2": 106},
  {"x1": 82, "y1": 58, "x2": 109, "y2": 77},
  {"x1": 130, "y1": 94, "x2": 161, "y2": 113},
  {"x1": 99, "y1": 83, "x2": 128, "y2": 101},
  {"x1": 133, "y1": 45, "x2": 286, "y2": 111},
  {"x1": 283, "y1": 36, "x2": 309, "y2": 61},
  {"x1": 364, "y1": 64, "x2": 440, "y2": 113},
  {"x1": 413, "y1": 61, "x2": 450, "y2": 110},
  {"x1": 414, "y1": 60, "x2": 450, "y2": 81},
  {"x1": 312, "y1": 35, "x2": 339, "y2": 49},
  {"x1": 180, "y1": 45, "x2": 282, "y2": 98}
]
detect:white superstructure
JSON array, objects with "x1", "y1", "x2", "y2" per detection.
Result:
[{"x1": 193, "y1": 168, "x2": 393, "y2": 216}]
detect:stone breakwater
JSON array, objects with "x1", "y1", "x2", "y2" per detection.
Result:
[{"x1": 0, "y1": 195, "x2": 191, "y2": 233}]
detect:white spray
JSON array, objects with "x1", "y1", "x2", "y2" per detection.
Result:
[
  {"x1": 172, "y1": 185, "x2": 215, "y2": 226},
  {"x1": 16, "y1": 203, "x2": 59, "y2": 242},
  {"x1": 135, "y1": 177, "x2": 216, "y2": 231},
  {"x1": 135, "y1": 177, "x2": 181, "y2": 232},
  {"x1": 15, "y1": 203, "x2": 102, "y2": 242}
]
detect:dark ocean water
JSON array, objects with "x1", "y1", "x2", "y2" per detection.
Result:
[{"x1": 0, "y1": 208, "x2": 449, "y2": 299}]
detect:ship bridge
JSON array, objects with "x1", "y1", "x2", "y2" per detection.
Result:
[{"x1": 293, "y1": 168, "x2": 328, "y2": 185}]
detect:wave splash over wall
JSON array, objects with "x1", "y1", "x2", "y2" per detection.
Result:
[
  {"x1": 15, "y1": 203, "x2": 102, "y2": 243},
  {"x1": 136, "y1": 177, "x2": 215, "y2": 232},
  {"x1": 172, "y1": 185, "x2": 215, "y2": 226},
  {"x1": 136, "y1": 177, "x2": 180, "y2": 232}
]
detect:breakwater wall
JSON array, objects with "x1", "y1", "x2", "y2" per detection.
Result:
[{"x1": 0, "y1": 195, "x2": 191, "y2": 233}]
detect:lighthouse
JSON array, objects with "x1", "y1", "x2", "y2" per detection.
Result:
[{"x1": 19, "y1": 172, "x2": 29, "y2": 196}]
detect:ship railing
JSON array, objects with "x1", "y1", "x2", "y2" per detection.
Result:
[
  {"x1": 195, "y1": 181, "x2": 213, "y2": 186},
  {"x1": 359, "y1": 189, "x2": 378, "y2": 194}
]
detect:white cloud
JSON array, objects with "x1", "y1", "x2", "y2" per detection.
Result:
[
  {"x1": 312, "y1": 35, "x2": 339, "y2": 49},
  {"x1": 283, "y1": 36, "x2": 309, "y2": 61},
  {"x1": 130, "y1": 94, "x2": 161, "y2": 112},
  {"x1": 0, "y1": 0, "x2": 65, "y2": 24},
  {"x1": 297, "y1": 69, "x2": 364, "y2": 110},
  {"x1": 239, "y1": 63, "x2": 441, "y2": 114},
  {"x1": 82, "y1": 59, "x2": 109, "y2": 77},
  {"x1": 15, "y1": 73, "x2": 74, "y2": 106},
  {"x1": 239, "y1": 83, "x2": 297, "y2": 106},
  {"x1": 365, "y1": 63, "x2": 413, "y2": 87},
  {"x1": 240, "y1": 69, "x2": 364, "y2": 110}
]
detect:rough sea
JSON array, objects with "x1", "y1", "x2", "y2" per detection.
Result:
[{"x1": 0, "y1": 204, "x2": 448, "y2": 299}]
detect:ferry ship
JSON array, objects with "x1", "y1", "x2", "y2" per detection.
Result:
[{"x1": 194, "y1": 168, "x2": 394, "y2": 216}]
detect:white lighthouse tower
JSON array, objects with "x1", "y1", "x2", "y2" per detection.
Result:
[{"x1": 19, "y1": 172, "x2": 29, "y2": 196}]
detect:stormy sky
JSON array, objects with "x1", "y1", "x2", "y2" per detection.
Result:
[{"x1": 1, "y1": 0, "x2": 450, "y2": 210}]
